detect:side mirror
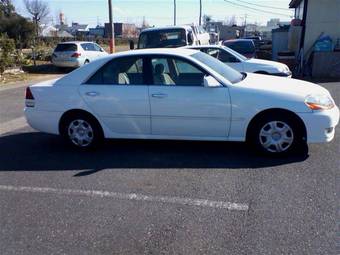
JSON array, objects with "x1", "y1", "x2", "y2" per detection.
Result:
[
  {"x1": 129, "y1": 40, "x2": 135, "y2": 50},
  {"x1": 204, "y1": 75, "x2": 221, "y2": 88}
]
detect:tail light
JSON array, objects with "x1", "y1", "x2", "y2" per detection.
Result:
[
  {"x1": 71, "y1": 52, "x2": 81, "y2": 58},
  {"x1": 25, "y1": 87, "x2": 35, "y2": 107}
]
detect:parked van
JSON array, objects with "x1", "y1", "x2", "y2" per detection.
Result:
[{"x1": 131, "y1": 26, "x2": 200, "y2": 49}]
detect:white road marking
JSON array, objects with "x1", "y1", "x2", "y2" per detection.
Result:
[
  {"x1": 0, "y1": 117, "x2": 28, "y2": 135},
  {"x1": 0, "y1": 185, "x2": 249, "y2": 211}
]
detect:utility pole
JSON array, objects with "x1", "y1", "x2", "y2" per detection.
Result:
[
  {"x1": 174, "y1": 0, "x2": 176, "y2": 26},
  {"x1": 199, "y1": 0, "x2": 202, "y2": 26},
  {"x1": 108, "y1": 0, "x2": 115, "y2": 53}
]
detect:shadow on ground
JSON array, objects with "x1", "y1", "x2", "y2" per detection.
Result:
[
  {"x1": 0, "y1": 132, "x2": 309, "y2": 176},
  {"x1": 22, "y1": 64, "x2": 72, "y2": 75}
]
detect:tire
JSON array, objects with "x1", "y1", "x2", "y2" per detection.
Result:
[
  {"x1": 60, "y1": 113, "x2": 103, "y2": 149},
  {"x1": 248, "y1": 113, "x2": 306, "y2": 156}
]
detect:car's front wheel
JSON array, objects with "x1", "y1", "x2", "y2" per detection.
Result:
[
  {"x1": 61, "y1": 113, "x2": 103, "y2": 149},
  {"x1": 248, "y1": 113, "x2": 306, "y2": 155}
]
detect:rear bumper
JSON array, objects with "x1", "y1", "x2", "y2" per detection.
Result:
[
  {"x1": 24, "y1": 108, "x2": 62, "y2": 135},
  {"x1": 52, "y1": 58, "x2": 82, "y2": 68},
  {"x1": 298, "y1": 106, "x2": 340, "y2": 143}
]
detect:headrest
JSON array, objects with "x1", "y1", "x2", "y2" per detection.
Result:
[{"x1": 155, "y1": 63, "x2": 165, "y2": 74}]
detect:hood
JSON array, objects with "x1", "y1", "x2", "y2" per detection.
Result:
[
  {"x1": 246, "y1": 58, "x2": 287, "y2": 71},
  {"x1": 238, "y1": 73, "x2": 331, "y2": 99}
]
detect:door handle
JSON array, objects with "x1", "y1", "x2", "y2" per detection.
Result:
[
  {"x1": 151, "y1": 93, "x2": 167, "y2": 98},
  {"x1": 85, "y1": 91, "x2": 99, "y2": 97}
]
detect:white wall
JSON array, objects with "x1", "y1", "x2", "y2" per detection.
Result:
[{"x1": 304, "y1": 0, "x2": 340, "y2": 53}]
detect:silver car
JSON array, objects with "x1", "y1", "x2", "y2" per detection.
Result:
[{"x1": 51, "y1": 41, "x2": 108, "y2": 68}]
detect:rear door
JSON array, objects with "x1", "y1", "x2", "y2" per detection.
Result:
[
  {"x1": 148, "y1": 55, "x2": 231, "y2": 138},
  {"x1": 80, "y1": 43, "x2": 97, "y2": 61},
  {"x1": 79, "y1": 56, "x2": 151, "y2": 136}
]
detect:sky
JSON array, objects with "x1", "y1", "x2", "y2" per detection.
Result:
[{"x1": 13, "y1": 0, "x2": 294, "y2": 27}]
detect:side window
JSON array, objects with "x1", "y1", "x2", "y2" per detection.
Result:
[
  {"x1": 217, "y1": 49, "x2": 239, "y2": 63},
  {"x1": 81, "y1": 43, "x2": 90, "y2": 51},
  {"x1": 151, "y1": 57, "x2": 205, "y2": 86},
  {"x1": 93, "y1": 43, "x2": 102, "y2": 52},
  {"x1": 86, "y1": 57, "x2": 144, "y2": 85}
]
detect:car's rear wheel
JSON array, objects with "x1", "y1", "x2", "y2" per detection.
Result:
[
  {"x1": 248, "y1": 113, "x2": 305, "y2": 155},
  {"x1": 61, "y1": 113, "x2": 103, "y2": 149}
]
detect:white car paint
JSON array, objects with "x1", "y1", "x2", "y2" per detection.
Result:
[
  {"x1": 186, "y1": 45, "x2": 292, "y2": 77},
  {"x1": 25, "y1": 49, "x2": 339, "y2": 152},
  {"x1": 51, "y1": 41, "x2": 108, "y2": 68}
]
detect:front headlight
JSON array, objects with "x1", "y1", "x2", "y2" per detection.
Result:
[
  {"x1": 305, "y1": 94, "x2": 335, "y2": 110},
  {"x1": 278, "y1": 65, "x2": 290, "y2": 73}
]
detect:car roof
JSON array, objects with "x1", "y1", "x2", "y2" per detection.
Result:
[
  {"x1": 108, "y1": 48, "x2": 199, "y2": 58},
  {"x1": 224, "y1": 39, "x2": 254, "y2": 43},
  {"x1": 184, "y1": 45, "x2": 223, "y2": 49},
  {"x1": 141, "y1": 26, "x2": 192, "y2": 33},
  {"x1": 57, "y1": 41, "x2": 95, "y2": 45}
]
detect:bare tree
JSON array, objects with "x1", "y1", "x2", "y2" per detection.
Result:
[{"x1": 23, "y1": 0, "x2": 49, "y2": 37}]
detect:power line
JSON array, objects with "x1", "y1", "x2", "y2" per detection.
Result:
[
  {"x1": 222, "y1": 0, "x2": 292, "y2": 18},
  {"x1": 234, "y1": 0, "x2": 289, "y2": 11}
]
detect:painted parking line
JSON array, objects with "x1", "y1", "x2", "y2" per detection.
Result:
[
  {"x1": 0, "y1": 117, "x2": 28, "y2": 136},
  {"x1": 0, "y1": 185, "x2": 249, "y2": 211}
]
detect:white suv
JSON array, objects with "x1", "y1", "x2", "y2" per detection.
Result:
[{"x1": 51, "y1": 41, "x2": 108, "y2": 68}]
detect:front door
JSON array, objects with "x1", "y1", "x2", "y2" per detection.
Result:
[
  {"x1": 79, "y1": 56, "x2": 151, "y2": 137},
  {"x1": 148, "y1": 56, "x2": 231, "y2": 139}
]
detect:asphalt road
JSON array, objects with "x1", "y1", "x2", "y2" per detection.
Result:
[{"x1": 0, "y1": 79, "x2": 339, "y2": 255}]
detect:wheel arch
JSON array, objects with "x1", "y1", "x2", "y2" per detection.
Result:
[
  {"x1": 58, "y1": 109, "x2": 103, "y2": 136},
  {"x1": 245, "y1": 108, "x2": 307, "y2": 142},
  {"x1": 254, "y1": 71, "x2": 269, "y2": 74}
]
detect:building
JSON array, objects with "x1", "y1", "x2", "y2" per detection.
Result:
[
  {"x1": 289, "y1": 0, "x2": 340, "y2": 55},
  {"x1": 289, "y1": 0, "x2": 340, "y2": 77},
  {"x1": 104, "y1": 23, "x2": 137, "y2": 39},
  {"x1": 89, "y1": 26, "x2": 105, "y2": 38},
  {"x1": 67, "y1": 22, "x2": 90, "y2": 36},
  {"x1": 205, "y1": 21, "x2": 244, "y2": 40}
]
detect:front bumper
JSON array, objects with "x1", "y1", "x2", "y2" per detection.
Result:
[{"x1": 298, "y1": 105, "x2": 340, "y2": 143}]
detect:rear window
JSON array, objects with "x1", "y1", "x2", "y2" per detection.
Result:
[
  {"x1": 223, "y1": 41, "x2": 255, "y2": 54},
  {"x1": 54, "y1": 43, "x2": 77, "y2": 52},
  {"x1": 138, "y1": 29, "x2": 187, "y2": 49}
]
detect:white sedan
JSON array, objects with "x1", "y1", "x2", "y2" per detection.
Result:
[
  {"x1": 185, "y1": 45, "x2": 292, "y2": 77},
  {"x1": 25, "y1": 49, "x2": 339, "y2": 155}
]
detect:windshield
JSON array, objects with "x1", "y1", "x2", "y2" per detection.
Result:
[
  {"x1": 221, "y1": 45, "x2": 247, "y2": 61},
  {"x1": 191, "y1": 52, "x2": 244, "y2": 84},
  {"x1": 138, "y1": 29, "x2": 187, "y2": 49}
]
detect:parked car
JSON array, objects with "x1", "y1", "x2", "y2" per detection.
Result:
[
  {"x1": 131, "y1": 26, "x2": 200, "y2": 49},
  {"x1": 223, "y1": 39, "x2": 256, "y2": 59},
  {"x1": 51, "y1": 41, "x2": 108, "y2": 68},
  {"x1": 243, "y1": 36, "x2": 265, "y2": 49},
  {"x1": 25, "y1": 49, "x2": 339, "y2": 155},
  {"x1": 186, "y1": 45, "x2": 292, "y2": 77}
]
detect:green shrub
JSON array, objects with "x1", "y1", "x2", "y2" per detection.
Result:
[{"x1": 0, "y1": 35, "x2": 15, "y2": 74}]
